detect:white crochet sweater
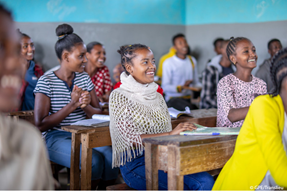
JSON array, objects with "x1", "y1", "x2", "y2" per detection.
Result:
[{"x1": 109, "y1": 72, "x2": 172, "y2": 168}]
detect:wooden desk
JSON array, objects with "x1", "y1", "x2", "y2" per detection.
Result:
[
  {"x1": 61, "y1": 123, "x2": 110, "y2": 190},
  {"x1": 61, "y1": 108, "x2": 217, "y2": 190},
  {"x1": 143, "y1": 135, "x2": 237, "y2": 190}
]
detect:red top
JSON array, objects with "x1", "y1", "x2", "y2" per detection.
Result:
[
  {"x1": 91, "y1": 66, "x2": 113, "y2": 97},
  {"x1": 113, "y1": 81, "x2": 163, "y2": 96}
]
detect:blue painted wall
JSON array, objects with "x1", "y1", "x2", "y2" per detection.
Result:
[
  {"x1": 186, "y1": 0, "x2": 287, "y2": 25},
  {"x1": 0, "y1": 0, "x2": 186, "y2": 25},
  {"x1": 1, "y1": 0, "x2": 286, "y2": 25}
]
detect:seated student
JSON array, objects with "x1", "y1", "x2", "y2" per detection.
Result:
[
  {"x1": 217, "y1": 37, "x2": 267, "y2": 128},
  {"x1": 109, "y1": 44, "x2": 214, "y2": 190},
  {"x1": 18, "y1": 30, "x2": 44, "y2": 111},
  {"x1": 162, "y1": 34, "x2": 201, "y2": 111},
  {"x1": 213, "y1": 48, "x2": 287, "y2": 190},
  {"x1": 213, "y1": 38, "x2": 224, "y2": 55},
  {"x1": 112, "y1": 63, "x2": 124, "y2": 86},
  {"x1": 0, "y1": 4, "x2": 54, "y2": 189},
  {"x1": 200, "y1": 40, "x2": 236, "y2": 109},
  {"x1": 85, "y1": 41, "x2": 113, "y2": 102},
  {"x1": 256, "y1": 38, "x2": 282, "y2": 92},
  {"x1": 34, "y1": 24, "x2": 119, "y2": 189},
  {"x1": 156, "y1": 46, "x2": 176, "y2": 78}
]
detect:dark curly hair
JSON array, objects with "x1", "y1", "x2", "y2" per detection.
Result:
[
  {"x1": 117, "y1": 44, "x2": 150, "y2": 75},
  {"x1": 270, "y1": 47, "x2": 287, "y2": 96},
  {"x1": 226, "y1": 36, "x2": 250, "y2": 63}
]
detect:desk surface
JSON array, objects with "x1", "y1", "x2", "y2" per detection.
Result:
[
  {"x1": 61, "y1": 108, "x2": 217, "y2": 133},
  {"x1": 142, "y1": 134, "x2": 237, "y2": 147}
]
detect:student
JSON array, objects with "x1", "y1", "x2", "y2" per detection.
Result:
[
  {"x1": 85, "y1": 41, "x2": 113, "y2": 102},
  {"x1": 213, "y1": 47, "x2": 287, "y2": 190},
  {"x1": 0, "y1": 4, "x2": 54, "y2": 189},
  {"x1": 200, "y1": 40, "x2": 236, "y2": 109},
  {"x1": 34, "y1": 24, "x2": 119, "y2": 188},
  {"x1": 162, "y1": 34, "x2": 201, "y2": 111},
  {"x1": 217, "y1": 37, "x2": 267, "y2": 128},
  {"x1": 109, "y1": 44, "x2": 214, "y2": 190},
  {"x1": 213, "y1": 38, "x2": 224, "y2": 55},
  {"x1": 112, "y1": 63, "x2": 124, "y2": 85},
  {"x1": 156, "y1": 46, "x2": 176, "y2": 78},
  {"x1": 18, "y1": 30, "x2": 44, "y2": 111},
  {"x1": 256, "y1": 39, "x2": 282, "y2": 92}
]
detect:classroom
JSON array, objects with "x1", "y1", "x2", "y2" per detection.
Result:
[{"x1": 0, "y1": 0, "x2": 286, "y2": 190}]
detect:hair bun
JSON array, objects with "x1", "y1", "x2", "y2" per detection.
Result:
[
  {"x1": 229, "y1": 37, "x2": 235, "y2": 41},
  {"x1": 56, "y1": 23, "x2": 73, "y2": 37}
]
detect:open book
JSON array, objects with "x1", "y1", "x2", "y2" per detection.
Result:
[
  {"x1": 168, "y1": 107, "x2": 192, "y2": 119},
  {"x1": 180, "y1": 123, "x2": 241, "y2": 136},
  {"x1": 70, "y1": 114, "x2": 110, "y2": 127}
]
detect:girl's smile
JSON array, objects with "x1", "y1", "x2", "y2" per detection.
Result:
[{"x1": 126, "y1": 48, "x2": 156, "y2": 84}]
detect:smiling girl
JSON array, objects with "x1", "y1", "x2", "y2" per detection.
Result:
[
  {"x1": 18, "y1": 30, "x2": 44, "y2": 111},
  {"x1": 217, "y1": 37, "x2": 267, "y2": 128},
  {"x1": 85, "y1": 41, "x2": 113, "y2": 102},
  {"x1": 109, "y1": 44, "x2": 214, "y2": 190},
  {"x1": 34, "y1": 24, "x2": 119, "y2": 188}
]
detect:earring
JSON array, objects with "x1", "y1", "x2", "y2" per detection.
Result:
[{"x1": 233, "y1": 62, "x2": 236, "y2": 65}]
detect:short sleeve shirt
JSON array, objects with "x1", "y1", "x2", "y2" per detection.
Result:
[
  {"x1": 34, "y1": 71, "x2": 94, "y2": 133},
  {"x1": 217, "y1": 74, "x2": 267, "y2": 128}
]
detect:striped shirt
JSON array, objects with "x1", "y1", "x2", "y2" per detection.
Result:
[{"x1": 34, "y1": 71, "x2": 95, "y2": 135}]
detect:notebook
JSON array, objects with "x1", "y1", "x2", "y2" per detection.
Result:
[{"x1": 180, "y1": 123, "x2": 241, "y2": 136}]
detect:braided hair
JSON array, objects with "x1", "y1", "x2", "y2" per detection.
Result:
[
  {"x1": 226, "y1": 37, "x2": 250, "y2": 63},
  {"x1": 270, "y1": 47, "x2": 287, "y2": 96},
  {"x1": 117, "y1": 44, "x2": 150, "y2": 75}
]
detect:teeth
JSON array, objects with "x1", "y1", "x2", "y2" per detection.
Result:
[
  {"x1": 27, "y1": 53, "x2": 33, "y2": 56},
  {"x1": 0, "y1": 75, "x2": 21, "y2": 89},
  {"x1": 248, "y1": 59, "x2": 255, "y2": 62},
  {"x1": 147, "y1": 72, "x2": 154, "y2": 75}
]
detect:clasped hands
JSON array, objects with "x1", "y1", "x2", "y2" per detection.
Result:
[{"x1": 71, "y1": 85, "x2": 91, "y2": 109}]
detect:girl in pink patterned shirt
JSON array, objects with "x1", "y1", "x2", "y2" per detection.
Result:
[
  {"x1": 85, "y1": 42, "x2": 113, "y2": 102},
  {"x1": 217, "y1": 37, "x2": 267, "y2": 128}
]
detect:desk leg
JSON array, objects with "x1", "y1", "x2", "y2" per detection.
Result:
[
  {"x1": 70, "y1": 133, "x2": 80, "y2": 190},
  {"x1": 145, "y1": 143, "x2": 158, "y2": 190},
  {"x1": 81, "y1": 133, "x2": 92, "y2": 190},
  {"x1": 168, "y1": 146, "x2": 183, "y2": 190}
]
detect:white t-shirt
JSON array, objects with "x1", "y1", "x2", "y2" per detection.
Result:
[{"x1": 161, "y1": 55, "x2": 201, "y2": 101}]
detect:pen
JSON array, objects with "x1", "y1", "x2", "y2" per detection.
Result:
[{"x1": 183, "y1": 132, "x2": 220, "y2": 136}]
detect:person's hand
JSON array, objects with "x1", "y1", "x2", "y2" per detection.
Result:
[
  {"x1": 70, "y1": 85, "x2": 82, "y2": 107},
  {"x1": 169, "y1": 122, "x2": 197, "y2": 135},
  {"x1": 183, "y1": 80, "x2": 193, "y2": 87},
  {"x1": 102, "y1": 94, "x2": 109, "y2": 102},
  {"x1": 97, "y1": 96, "x2": 104, "y2": 103},
  {"x1": 79, "y1": 91, "x2": 91, "y2": 109}
]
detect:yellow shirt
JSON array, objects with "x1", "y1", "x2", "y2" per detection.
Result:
[
  {"x1": 156, "y1": 47, "x2": 176, "y2": 78},
  {"x1": 213, "y1": 94, "x2": 287, "y2": 190}
]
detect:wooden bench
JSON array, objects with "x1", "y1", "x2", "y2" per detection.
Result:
[{"x1": 5, "y1": 110, "x2": 35, "y2": 125}]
